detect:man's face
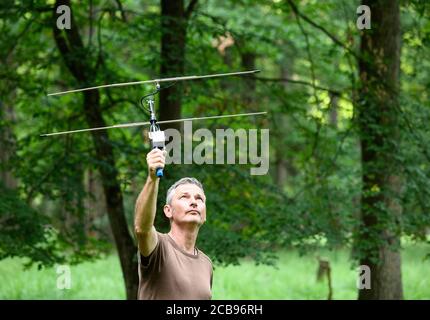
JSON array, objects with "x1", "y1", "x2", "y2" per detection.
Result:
[{"x1": 164, "y1": 184, "x2": 206, "y2": 227}]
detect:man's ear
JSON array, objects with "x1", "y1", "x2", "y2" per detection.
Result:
[{"x1": 163, "y1": 204, "x2": 172, "y2": 219}]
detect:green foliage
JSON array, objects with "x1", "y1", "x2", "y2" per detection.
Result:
[
  {"x1": 0, "y1": 183, "x2": 64, "y2": 268},
  {"x1": 0, "y1": 0, "x2": 429, "y2": 277}
]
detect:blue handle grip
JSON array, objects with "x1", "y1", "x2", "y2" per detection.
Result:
[{"x1": 156, "y1": 167, "x2": 163, "y2": 178}]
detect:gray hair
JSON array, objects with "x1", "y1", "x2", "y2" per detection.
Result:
[{"x1": 166, "y1": 177, "x2": 204, "y2": 205}]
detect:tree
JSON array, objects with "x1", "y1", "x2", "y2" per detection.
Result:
[
  {"x1": 354, "y1": 0, "x2": 403, "y2": 299},
  {"x1": 52, "y1": 0, "x2": 138, "y2": 299},
  {"x1": 159, "y1": 0, "x2": 198, "y2": 130},
  {"x1": 0, "y1": 39, "x2": 18, "y2": 190}
]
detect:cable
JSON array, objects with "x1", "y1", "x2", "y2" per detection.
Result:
[{"x1": 138, "y1": 81, "x2": 177, "y2": 115}]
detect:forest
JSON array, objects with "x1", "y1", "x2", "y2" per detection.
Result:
[{"x1": 0, "y1": 0, "x2": 429, "y2": 300}]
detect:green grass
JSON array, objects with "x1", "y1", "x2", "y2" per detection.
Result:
[
  {"x1": 213, "y1": 244, "x2": 430, "y2": 299},
  {"x1": 0, "y1": 244, "x2": 428, "y2": 299},
  {"x1": 0, "y1": 255, "x2": 126, "y2": 300}
]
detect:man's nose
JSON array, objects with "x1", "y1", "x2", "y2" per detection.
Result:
[{"x1": 189, "y1": 199, "x2": 197, "y2": 208}]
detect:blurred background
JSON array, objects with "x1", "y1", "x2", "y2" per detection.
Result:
[{"x1": 0, "y1": 0, "x2": 429, "y2": 300}]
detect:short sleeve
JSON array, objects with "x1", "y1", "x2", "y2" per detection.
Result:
[{"x1": 138, "y1": 232, "x2": 165, "y2": 271}]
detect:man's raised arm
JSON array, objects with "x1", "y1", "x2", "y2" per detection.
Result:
[{"x1": 134, "y1": 149, "x2": 166, "y2": 257}]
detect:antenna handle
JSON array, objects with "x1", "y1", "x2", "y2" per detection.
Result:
[
  {"x1": 156, "y1": 168, "x2": 164, "y2": 178},
  {"x1": 152, "y1": 145, "x2": 164, "y2": 178}
]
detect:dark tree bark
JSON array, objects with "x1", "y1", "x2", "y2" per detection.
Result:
[
  {"x1": 0, "y1": 52, "x2": 18, "y2": 190},
  {"x1": 0, "y1": 100, "x2": 17, "y2": 189},
  {"x1": 329, "y1": 92, "x2": 338, "y2": 129},
  {"x1": 355, "y1": 0, "x2": 403, "y2": 299},
  {"x1": 52, "y1": 0, "x2": 138, "y2": 299},
  {"x1": 159, "y1": 0, "x2": 197, "y2": 131},
  {"x1": 240, "y1": 50, "x2": 257, "y2": 107}
]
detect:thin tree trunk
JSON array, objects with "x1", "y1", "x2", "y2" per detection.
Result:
[
  {"x1": 83, "y1": 91, "x2": 138, "y2": 300},
  {"x1": 240, "y1": 50, "x2": 256, "y2": 107},
  {"x1": 158, "y1": 0, "x2": 198, "y2": 131},
  {"x1": 159, "y1": 0, "x2": 185, "y2": 131},
  {"x1": 329, "y1": 92, "x2": 338, "y2": 129},
  {"x1": 52, "y1": 0, "x2": 138, "y2": 299},
  {"x1": 0, "y1": 52, "x2": 18, "y2": 190},
  {"x1": 355, "y1": 0, "x2": 403, "y2": 300},
  {"x1": 0, "y1": 100, "x2": 17, "y2": 189}
]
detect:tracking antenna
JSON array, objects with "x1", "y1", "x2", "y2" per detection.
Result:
[
  {"x1": 146, "y1": 82, "x2": 165, "y2": 177},
  {"x1": 43, "y1": 70, "x2": 266, "y2": 179}
]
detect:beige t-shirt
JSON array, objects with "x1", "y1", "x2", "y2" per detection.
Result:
[{"x1": 137, "y1": 232, "x2": 213, "y2": 300}]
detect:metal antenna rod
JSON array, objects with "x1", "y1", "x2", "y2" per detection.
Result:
[
  {"x1": 40, "y1": 111, "x2": 267, "y2": 137},
  {"x1": 47, "y1": 70, "x2": 260, "y2": 96}
]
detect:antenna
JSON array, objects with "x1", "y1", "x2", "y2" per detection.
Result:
[
  {"x1": 43, "y1": 69, "x2": 266, "y2": 178},
  {"x1": 40, "y1": 112, "x2": 267, "y2": 137},
  {"x1": 47, "y1": 70, "x2": 260, "y2": 96}
]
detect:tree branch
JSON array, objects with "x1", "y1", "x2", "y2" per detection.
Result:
[
  {"x1": 289, "y1": 1, "x2": 323, "y2": 160},
  {"x1": 95, "y1": 10, "x2": 107, "y2": 72},
  {"x1": 286, "y1": 0, "x2": 359, "y2": 60},
  {"x1": 115, "y1": 0, "x2": 127, "y2": 22},
  {"x1": 88, "y1": 0, "x2": 94, "y2": 47},
  {"x1": 185, "y1": 0, "x2": 198, "y2": 20},
  {"x1": 255, "y1": 76, "x2": 348, "y2": 100},
  {"x1": 53, "y1": 0, "x2": 89, "y2": 82},
  {"x1": 3, "y1": 17, "x2": 34, "y2": 62}
]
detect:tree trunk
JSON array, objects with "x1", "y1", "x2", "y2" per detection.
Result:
[
  {"x1": 240, "y1": 50, "x2": 257, "y2": 107},
  {"x1": 158, "y1": 0, "x2": 197, "y2": 131},
  {"x1": 0, "y1": 52, "x2": 18, "y2": 190},
  {"x1": 355, "y1": 0, "x2": 403, "y2": 300},
  {"x1": 83, "y1": 91, "x2": 139, "y2": 300},
  {"x1": 329, "y1": 92, "x2": 338, "y2": 129},
  {"x1": 52, "y1": 0, "x2": 138, "y2": 299},
  {"x1": 159, "y1": 0, "x2": 186, "y2": 131},
  {"x1": 0, "y1": 100, "x2": 18, "y2": 189}
]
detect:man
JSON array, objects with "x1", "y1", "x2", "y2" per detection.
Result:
[{"x1": 134, "y1": 148, "x2": 213, "y2": 300}]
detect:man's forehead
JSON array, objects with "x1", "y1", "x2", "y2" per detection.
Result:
[{"x1": 174, "y1": 184, "x2": 205, "y2": 195}]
